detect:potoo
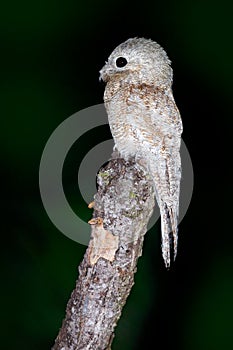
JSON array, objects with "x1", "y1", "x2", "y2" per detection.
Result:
[{"x1": 100, "y1": 38, "x2": 183, "y2": 268}]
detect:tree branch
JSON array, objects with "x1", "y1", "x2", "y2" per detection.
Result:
[{"x1": 52, "y1": 157, "x2": 155, "y2": 350}]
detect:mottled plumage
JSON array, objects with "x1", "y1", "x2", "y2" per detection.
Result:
[{"x1": 100, "y1": 38, "x2": 183, "y2": 268}]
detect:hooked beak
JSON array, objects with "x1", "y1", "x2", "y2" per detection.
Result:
[{"x1": 99, "y1": 63, "x2": 112, "y2": 82}]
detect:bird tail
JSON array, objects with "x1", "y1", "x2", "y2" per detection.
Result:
[{"x1": 160, "y1": 201, "x2": 178, "y2": 268}]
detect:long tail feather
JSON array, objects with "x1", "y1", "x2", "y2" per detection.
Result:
[{"x1": 160, "y1": 202, "x2": 178, "y2": 268}]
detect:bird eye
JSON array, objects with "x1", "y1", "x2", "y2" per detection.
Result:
[{"x1": 116, "y1": 57, "x2": 128, "y2": 68}]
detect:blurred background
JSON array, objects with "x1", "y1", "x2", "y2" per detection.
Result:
[{"x1": 1, "y1": 0, "x2": 233, "y2": 349}]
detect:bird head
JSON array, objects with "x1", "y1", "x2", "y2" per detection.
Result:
[{"x1": 99, "y1": 37, "x2": 173, "y2": 87}]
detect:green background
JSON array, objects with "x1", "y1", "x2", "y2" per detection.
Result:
[{"x1": 1, "y1": 0, "x2": 233, "y2": 349}]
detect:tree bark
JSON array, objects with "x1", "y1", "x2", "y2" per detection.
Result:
[{"x1": 52, "y1": 157, "x2": 155, "y2": 350}]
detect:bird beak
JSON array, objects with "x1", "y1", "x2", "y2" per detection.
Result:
[
  {"x1": 99, "y1": 61, "x2": 117, "y2": 82},
  {"x1": 99, "y1": 61, "x2": 108, "y2": 82},
  {"x1": 99, "y1": 68, "x2": 106, "y2": 82}
]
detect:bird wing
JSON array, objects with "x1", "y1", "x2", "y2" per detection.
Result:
[{"x1": 137, "y1": 89, "x2": 182, "y2": 267}]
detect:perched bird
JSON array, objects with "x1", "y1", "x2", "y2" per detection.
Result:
[{"x1": 99, "y1": 38, "x2": 183, "y2": 268}]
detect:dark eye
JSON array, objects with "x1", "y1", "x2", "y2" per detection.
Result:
[{"x1": 116, "y1": 57, "x2": 128, "y2": 68}]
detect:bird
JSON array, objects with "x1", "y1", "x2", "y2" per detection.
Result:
[{"x1": 99, "y1": 37, "x2": 183, "y2": 268}]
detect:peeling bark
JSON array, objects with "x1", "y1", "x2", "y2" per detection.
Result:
[{"x1": 52, "y1": 158, "x2": 155, "y2": 350}]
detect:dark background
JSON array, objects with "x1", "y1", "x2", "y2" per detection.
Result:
[{"x1": 1, "y1": 1, "x2": 233, "y2": 349}]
